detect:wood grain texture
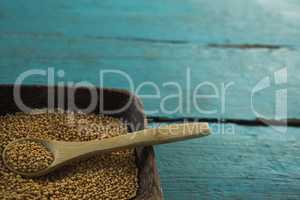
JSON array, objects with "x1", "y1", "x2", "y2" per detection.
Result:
[
  {"x1": 0, "y1": 45, "x2": 299, "y2": 119},
  {"x1": 0, "y1": 0, "x2": 300, "y2": 120},
  {"x1": 0, "y1": 0, "x2": 300, "y2": 45},
  {"x1": 152, "y1": 123, "x2": 300, "y2": 200}
]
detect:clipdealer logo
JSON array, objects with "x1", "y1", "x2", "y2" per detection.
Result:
[
  {"x1": 251, "y1": 67, "x2": 288, "y2": 133},
  {"x1": 13, "y1": 67, "x2": 289, "y2": 134}
]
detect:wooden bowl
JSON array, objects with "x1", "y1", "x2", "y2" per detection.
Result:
[{"x1": 0, "y1": 84, "x2": 163, "y2": 200}]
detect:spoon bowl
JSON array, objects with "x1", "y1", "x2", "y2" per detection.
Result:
[{"x1": 2, "y1": 138, "x2": 57, "y2": 177}]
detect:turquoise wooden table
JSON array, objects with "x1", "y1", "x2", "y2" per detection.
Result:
[{"x1": 1, "y1": 0, "x2": 300, "y2": 199}]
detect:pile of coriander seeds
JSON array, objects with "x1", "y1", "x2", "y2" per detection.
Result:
[{"x1": 0, "y1": 110, "x2": 138, "y2": 200}]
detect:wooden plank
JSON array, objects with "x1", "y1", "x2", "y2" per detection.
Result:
[
  {"x1": 0, "y1": 35, "x2": 299, "y2": 119},
  {"x1": 0, "y1": 0, "x2": 300, "y2": 45},
  {"x1": 1, "y1": 0, "x2": 300, "y2": 120},
  {"x1": 152, "y1": 123, "x2": 300, "y2": 199}
]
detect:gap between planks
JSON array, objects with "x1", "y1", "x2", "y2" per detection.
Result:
[
  {"x1": 0, "y1": 32, "x2": 293, "y2": 50},
  {"x1": 147, "y1": 116, "x2": 300, "y2": 127}
]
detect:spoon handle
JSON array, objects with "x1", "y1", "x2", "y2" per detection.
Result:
[
  {"x1": 56, "y1": 122, "x2": 210, "y2": 161},
  {"x1": 114, "y1": 122, "x2": 210, "y2": 147}
]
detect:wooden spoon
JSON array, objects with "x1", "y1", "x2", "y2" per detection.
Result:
[{"x1": 2, "y1": 122, "x2": 210, "y2": 177}]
